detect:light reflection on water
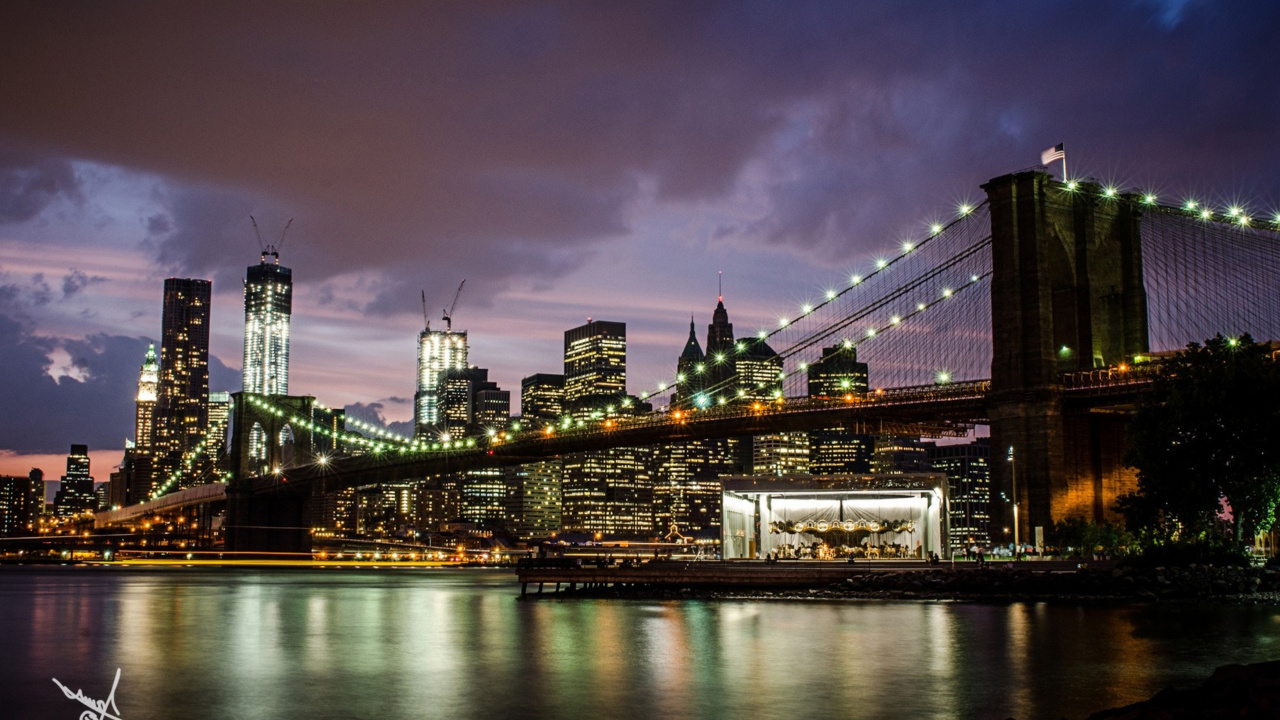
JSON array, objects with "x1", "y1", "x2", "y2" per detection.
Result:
[{"x1": 2, "y1": 567, "x2": 1278, "y2": 720}]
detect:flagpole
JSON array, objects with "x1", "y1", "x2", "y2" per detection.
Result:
[{"x1": 1062, "y1": 153, "x2": 1068, "y2": 182}]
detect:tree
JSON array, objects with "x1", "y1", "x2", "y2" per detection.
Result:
[{"x1": 1120, "y1": 334, "x2": 1280, "y2": 547}]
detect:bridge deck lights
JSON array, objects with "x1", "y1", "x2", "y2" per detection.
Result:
[{"x1": 930, "y1": 224, "x2": 942, "y2": 235}]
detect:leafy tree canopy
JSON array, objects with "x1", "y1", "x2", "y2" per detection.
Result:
[{"x1": 1120, "y1": 334, "x2": 1280, "y2": 545}]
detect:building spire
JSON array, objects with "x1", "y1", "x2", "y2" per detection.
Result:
[{"x1": 718, "y1": 270, "x2": 722, "y2": 303}]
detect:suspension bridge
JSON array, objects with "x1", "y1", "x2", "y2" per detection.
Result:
[{"x1": 96, "y1": 169, "x2": 1280, "y2": 553}]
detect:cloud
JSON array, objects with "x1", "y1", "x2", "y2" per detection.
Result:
[
  {"x1": 0, "y1": 308, "x2": 242, "y2": 455},
  {"x1": 0, "y1": 147, "x2": 81, "y2": 224},
  {"x1": 61, "y1": 268, "x2": 106, "y2": 299},
  {"x1": 343, "y1": 401, "x2": 415, "y2": 438}
]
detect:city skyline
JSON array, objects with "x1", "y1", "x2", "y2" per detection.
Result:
[{"x1": 4, "y1": 2, "x2": 1280, "y2": 479}]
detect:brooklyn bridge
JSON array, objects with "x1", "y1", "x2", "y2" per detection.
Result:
[{"x1": 95, "y1": 169, "x2": 1280, "y2": 553}]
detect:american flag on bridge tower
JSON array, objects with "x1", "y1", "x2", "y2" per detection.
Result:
[{"x1": 1041, "y1": 143, "x2": 1065, "y2": 165}]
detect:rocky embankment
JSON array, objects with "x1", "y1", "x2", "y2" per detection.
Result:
[
  {"x1": 565, "y1": 563, "x2": 1280, "y2": 603},
  {"x1": 822, "y1": 563, "x2": 1280, "y2": 602},
  {"x1": 1084, "y1": 660, "x2": 1280, "y2": 719}
]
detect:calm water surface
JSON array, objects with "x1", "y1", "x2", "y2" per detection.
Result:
[{"x1": 2, "y1": 567, "x2": 1279, "y2": 720}]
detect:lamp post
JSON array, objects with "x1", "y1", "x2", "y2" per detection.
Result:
[{"x1": 1008, "y1": 445, "x2": 1019, "y2": 551}]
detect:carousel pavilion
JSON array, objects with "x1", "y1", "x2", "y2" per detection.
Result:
[{"x1": 721, "y1": 474, "x2": 950, "y2": 560}]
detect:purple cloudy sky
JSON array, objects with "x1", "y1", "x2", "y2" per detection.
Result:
[{"x1": 2, "y1": 1, "x2": 1279, "y2": 478}]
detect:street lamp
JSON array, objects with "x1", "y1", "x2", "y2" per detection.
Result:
[{"x1": 1008, "y1": 445, "x2": 1019, "y2": 550}]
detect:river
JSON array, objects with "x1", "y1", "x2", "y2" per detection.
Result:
[{"x1": 2, "y1": 567, "x2": 1278, "y2": 719}]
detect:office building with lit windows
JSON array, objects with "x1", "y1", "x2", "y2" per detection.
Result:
[
  {"x1": 752, "y1": 432, "x2": 810, "y2": 476},
  {"x1": 806, "y1": 345, "x2": 869, "y2": 398},
  {"x1": 520, "y1": 374, "x2": 564, "y2": 424},
  {"x1": 154, "y1": 278, "x2": 211, "y2": 485},
  {"x1": 53, "y1": 444, "x2": 95, "y2": 519},
  {"x1": 0, "y1": 471, "x2": 44, "y2": 536},
  {"x1": 438, "y1": 367, "x2": 510, "y2": 438},
  {"x1": 562, "y1": 448, "x2": 653, "y2": 537},
  {"x1": 504, "y1": 461, "x2": 562, "y2": 540},
  {"x1": 653, "y1": 439, "x2": 737, "y2": 534},
  {"x1": 135, "y1": 344, "x2": 159, "y2": 452},
  {"x1": 927, "y1": 438, "x2": 992, "y2": 550},
  {"x1": 735, "y1": 337, "x2": 783, "y2": 400},
  {"x1": 563, "y1": 320, "x2": 626, "y2": 416},
  {"x1": 806, "y1": 345, "x2": 873, "y2": 474},
  {"x1": 242, "y1": 248, "x2": 292, "y2": 396},
  {"x1": 415, "y1": 329, "x2": 468, "y2": 435}
]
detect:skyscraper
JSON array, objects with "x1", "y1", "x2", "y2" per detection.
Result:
[
  {"x1": 438, "y1": 367, "x2": 509, "y2": 437},
  {"x1": 705, "y1": 297, "x2": 736, "y2": 401},
  {"x1": 154, "y1": 278, "x2": 211, "y2": 486},
  {"x1": 561, "y1": 448, "x2": 653, "y2": 537},
  {"x1": 0, "y1": 471, "x2": 44, "y2": 536},
  {"x1": 134, "y1": 344, "x2": 159, "y2": 451},
  {"x1": 563, "y1": 320, "x2": 626, "y2": 416},
  {"x1": 415, "y1": 328, "x2": 468, "y2": 435},
  {"x1": 735, "y1": 337, "x2": 783, "y2": 400},
  {"x1": 206, "y1": 391, "x2": 231, "y2": 469},
  {"x1": 53, "y1": 444, "x2": 95, "y2": 519},
  {"x1": 674, "y1": 319, "x2": 705, "y2": 408},
  {"x1": 928, "y1": 438, "x2": 992, "y2": 551},
  {"x1": 806, "y1": 345, "x2": 869, "y2": 398},
  {"x1": 242, "y1": 248, "x2": 292, "y2": 396},
  {"x1": 520, "y1": 373, "x2": 564, "y2": 424},
  {"x1": 504, "y1": 461, "x2": 562, "y2": 540},
  {"x1": 806, "y1": 345, "x2": 872, "y2": 474}
]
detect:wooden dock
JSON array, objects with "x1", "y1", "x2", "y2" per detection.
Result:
[{"x1": 514, "y1": 559, "x2": 1089, "y2": 596}]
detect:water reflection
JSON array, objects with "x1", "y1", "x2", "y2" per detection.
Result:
[{"x1": 1, "y1": 568, "x2": 1277, "y2": 720}]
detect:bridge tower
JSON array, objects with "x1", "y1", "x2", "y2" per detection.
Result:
[
  {"x1": 225, "y1": 392, "x2": 318, "y2": 553},
  {"x1": 983, "y1": 170, "x2": 1148, "y2": 540}
]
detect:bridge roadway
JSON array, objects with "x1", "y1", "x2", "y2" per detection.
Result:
[
  {"x1": 248, "y1": 367, "x2": 1155, "y2": 497},
  {"x1": 249, "y1": 380, "x2": 992, "y2": 496}
]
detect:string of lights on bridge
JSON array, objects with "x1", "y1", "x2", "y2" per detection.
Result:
[
  {"x1": 633, "y1": 199, "x2": 990, "y2": 405},
  {"x1": 157, "y1": 177, "x2": 1278, "y2": 489},
  {"x1": 1065, "y1": 179, "x2": 1280, "y2": 230},
  {"x1": 147, "y1": 421, "x2": 232, "y2": 500},
  {"x1": 206, "y1": 198, "x2": 999, "y2": 479}
]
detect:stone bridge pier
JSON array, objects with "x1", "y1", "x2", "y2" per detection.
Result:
[
  {"x1": 224, "y1": 392, "x2": 319, "y2": 554},
  {"x1": 984, "y1": 171, "x2": 1148, "y2": 541}
]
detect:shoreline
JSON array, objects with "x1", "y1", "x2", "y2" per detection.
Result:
[{"x1": 525, "y1": 563, "x2": 1280, "y2": 605}]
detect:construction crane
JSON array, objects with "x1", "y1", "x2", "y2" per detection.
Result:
[
  {"x1": 421, "y1": 290, "x2": 431, "y2": 332},
  {"x1": 442, "y1": 279, "x2": 465, "y2": 332}
]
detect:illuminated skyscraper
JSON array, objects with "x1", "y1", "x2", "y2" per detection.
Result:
[
  {"x1": 53, "y1": 444, "x2": 94, "y2": 519},
  {"x1": 241, "y1": 248, "x2": 292, "y2": 396},
  {"x1": 927, "y1": 438, "x2": 992, "y2": 551},
  {"x1": 504, "y1": 461, "x2": 562, "y2": 539},
  {"x1": 563, "y1": 320, "x2": 626, "y2": 417},
  {"x1": 705, "y1": 297, "x2": 736, "y2": 401},
  {"x1": 520, "y1": 373, "x2": 564, "y2": 424},
  {"x1": 735, "y1": 337, "x2": 782, "y2": 400},
  {"x1": 806, "y1": 345, "x2": 872, "y2": 474},
  {"x1": 415, "y1": 329, "x2": 468, "y2": 435},
  {"x1": 206, "y1": 391, "x2": 231, "y2": 468},
  {"x1": 673, "y1": 319, "x2": 705, "y2": 408},
  {"x1": 806, "y1": 345, "x2": 869, "y2": 398},
  {"x1": 752, "y1": 432, "x2": 810, "y2": 476},
  {"x1": 134, "y1": 344, "x2": 159, "y2": 451},
  {"x1": 154, "y1": 278, "x2": 211, "y2": 485}
]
